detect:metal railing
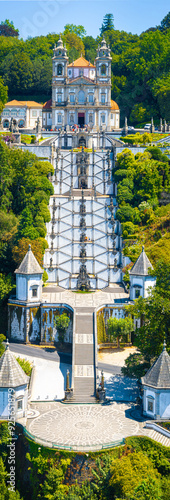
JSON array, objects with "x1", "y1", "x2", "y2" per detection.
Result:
[{"x1": 23, "y1": 426, "x2": 125, "y2": 451}]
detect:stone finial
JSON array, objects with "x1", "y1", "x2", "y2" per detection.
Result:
[
  {"x1": 163, "y1": 339, "x2": 166, "y2": 351},
  {"x1": 142, "y1": 245, "x2": 144, "y2": 252},
  {"x1": 28, "y1": 244, "x2": 31, "y2": 251},
  {"x1": 6, "y1": 339, "x2": 9, "y2": 350}
]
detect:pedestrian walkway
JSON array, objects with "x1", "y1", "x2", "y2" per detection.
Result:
[
  {"x1": 26, "y1": 401, "x2": 170, "y2": 451},
  {"x1": 73, "y1": 307, "x2": 97, "y2": 403}
]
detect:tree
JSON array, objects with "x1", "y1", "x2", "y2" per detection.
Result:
[
  {"x1": 100, "y1": 14, "x2": 114, "y2": 35},
  {"x1": 0, "y1": 19, "x2": 19, "y2": 37},
  {"x1": 0, "y1": 76, "x2": 8, "y2": 115},
  {"x1": 64, "y1": 24, "x2": 86, "y2": 39},
  {"x1": 159, "y1": 11, "x2": 170, "y2": 31},
  {"x1": 12, "y1": 237, "x2": 47, "y2": 268},
  {"x1": 54, "y1": 313, "x2": 70, "y2": 344},
  {"x1": 107, "y1": 317, "x2": 133, "y2": 347},
  {"x1": 125, "y1": 261, "x2": 170, "y2": 361},
  {"x1": 109, "y1": 451, "x2": 161, "y2": 499},
  {"x1": 0, "y1": 334, "x2": 5, "y2": 357}
]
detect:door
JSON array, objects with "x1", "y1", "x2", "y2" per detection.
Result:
[{"x1": 78, "y1": 113, "x2": 85, "y2": 127}]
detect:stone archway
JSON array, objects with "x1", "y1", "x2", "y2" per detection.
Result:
[
  {"x1": 78, "y1": 136, "x2": 86, "y2": 147},
  {"x1": 3, "y1": 119, "x2": 9, "y2": 128}
]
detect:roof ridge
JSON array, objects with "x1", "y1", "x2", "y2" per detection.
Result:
[
  {"x1": 15, "y1": 244, "x2": 43, "y2": 275},
  {"x1": 0, "y1": 346, "x2": 29, "y2": 387}
]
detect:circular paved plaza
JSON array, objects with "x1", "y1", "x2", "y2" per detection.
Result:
[{"x1": 27, "y1": 402, "x2": 145, "y2": 450}]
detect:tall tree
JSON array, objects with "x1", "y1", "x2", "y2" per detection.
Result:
[
  {"x1": 159, "y1": 11, "x2": 170, "y2": 31},
  {"x1": 100, "y1": 14, "x2": 114, "y2": 35}
]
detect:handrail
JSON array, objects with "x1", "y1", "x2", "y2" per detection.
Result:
[{"x1": 23, "y1": 426, "x2": 125, "y2": 451}]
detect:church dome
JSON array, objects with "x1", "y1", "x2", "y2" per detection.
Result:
[{"x1": 111, "y1": 99, "x2": 119, "y2": 111}]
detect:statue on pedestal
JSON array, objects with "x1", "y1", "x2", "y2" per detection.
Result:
[{"x1": 77, "y1": 263, "x2": 90, "y2": 290}]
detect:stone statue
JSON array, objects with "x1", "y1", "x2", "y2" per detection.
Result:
[{"x1": 77, "y1": 263, "x2": 90, "y2": 290}]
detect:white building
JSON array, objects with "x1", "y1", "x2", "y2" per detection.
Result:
[
  {"x1": 129, "y1": 246, "x2": 156, "y2": 301},
  {"x1": 0, "y1": 341, "x2": 29, "y2": 419},
  {"x1": 1, "y1": 100, "x2": 43, "y2": 129},
  {"x1": 141, "y1": 341, "x2": 170, "y2": 419},
  {"x1": 49, "y1": 35, "x2": 120, "y2": 131}
]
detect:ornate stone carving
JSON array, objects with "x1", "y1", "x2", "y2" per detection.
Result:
[{"x1": 77, "y1": 263, "x2": 90, "y2": 290}]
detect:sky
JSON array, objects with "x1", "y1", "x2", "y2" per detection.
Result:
[{"x1": 0, "y1": 0, "x2": 169, "y2": 40}]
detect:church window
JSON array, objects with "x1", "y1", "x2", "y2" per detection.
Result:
[
  {"x1": 57, "y1": 64, "x2": 63, "y2": 76},
  {"x1": 58, "y1": 94, "x2": 62, "y2": 103},
  {"x1": 58, "y1": 114, "x2": 62, "y2": 123},
  {"x1": 89, "y1": 94, "x2": 93, "y2": 103},
  {"x1": 17, "y1": 399, "x2": 23, "y2": 410},
  {"x1": 32, "y1": 287, "x2": 37, "y2": 297},
  {"x1": 18, "y1": 109, "x2": 25, "y2": 116},
  {"x1": 101, "y1": 114, "x2": 105, "y2": 123},
  {"x1": 135, "y1": 288, "x2": 140, "y2": 298},
  {"x1": 147, "y1": 398, "x2": 154, "y2": 412},
  {"x1": 70, "y1": 114, "x2": 74, "y2": 123},
  {"x1": 101, "y1": 64, "x2": 106, "y2": 75},
  {"x1": 89, "y1": 114, "x2": 93, "y2": 123},
  {"x1": 32, "y1": 110, "x2": 37, "y2": 117},
  {"x1": 111, "y1": 113, "x2": 113, "y2": 119},
  {"x1": 11, "y1": 109, "x2": 17, "y2": 116},
  {"x1": 78, "y1": 90, "x2": 85, "y2": 104},
  {"x1": 79, "y1": 69, "x2": 83, "y2": 76},
  {"x1": 68, "y1": 70, "x2": 72, "y2": 76},
  {"x1": 101, "y1": 94, "x2": 105, "y2": 104},
  {"x1": 70, "y1": 94, "x2": 75, "y2": 103},
  {"x1": 3, "y1": 110, "x2": 9, "y2": 116}
]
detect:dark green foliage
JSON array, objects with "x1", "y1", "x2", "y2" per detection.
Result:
[
  {"x1": 16, "y1": 357, "x2": 32, "y2": 376},
  {"x1": 0, "y1": 140, "x2": 53, "y2": 332},
  {"x1": 121, "y1": 352, "x2": 150, "y2": 379},
  {"x1": 54, "y1": 313, "x2": 70, "y2": 343},
  {"x1": 107, "y1": 317, "x2": 133, "y2": 347},
  {"x1": 125, "y1": 261, "x2": 170, "y2": 362},
  {"x1": 100, "y1": 14, "x2": 114, "y2": 36}
]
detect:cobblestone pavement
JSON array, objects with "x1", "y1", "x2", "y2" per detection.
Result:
[{"x1": 27, "y1": 401, "x2": 147, "y2": 450}]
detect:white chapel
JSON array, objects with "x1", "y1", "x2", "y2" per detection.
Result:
[{"x1": 50, "y1": 35, "x2": 120, "y2": 131}]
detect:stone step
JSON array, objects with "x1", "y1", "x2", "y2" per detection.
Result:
[
  {"x1": 149, "y1": 430, "x2": 170, "y2": 447},
  {"x1": 75, "y1": 345, "x2": 94, "y2": 364}
]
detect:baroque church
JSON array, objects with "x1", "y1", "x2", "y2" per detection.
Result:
[{"x1": 51, "y1": 35, "x2": 120, "y2": 131}]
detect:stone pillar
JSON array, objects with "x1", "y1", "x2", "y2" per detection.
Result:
[
  {"x1": 159, "y1": 118, "x2": 163, "y2": 132},
  {"x1": 150, "y1": 117, "x2": 155, "y2": 133},
  {"x1": 163, "y1": 119, "x2": 167, "y2": 133}
]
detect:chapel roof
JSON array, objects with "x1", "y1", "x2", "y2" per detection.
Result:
[
  {"x1": 141, "y1": 341, "x2": 170, "y2": 389},
  {"x1": 129, "y1": 246, "x2": 153, "y2": 276},
  {"x1": 111, "y1": 99, "x2": 119, "y2": 111},
  {"x1": 15, "y1": 244, "x2": 43, "y2": 275},
  {"x1": 0, "y1": 341, "x2": 29, "y2": 388},
  {"x1": 68, "y1": 56, "x2": 95, "y2": 68},
  {"x1": 6, "y1": 100, "x2": 42, "y2": 108},
  {"x1": 43, "y1": 99, "x2": 52, "y2": 110}
]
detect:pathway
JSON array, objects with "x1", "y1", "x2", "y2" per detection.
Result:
[
  {"x1": 26, "y1": 401, "x2": 170, "y2": 451},
  {"x1": 73, "y1": 307, "x2": 96, "y2": 403}
]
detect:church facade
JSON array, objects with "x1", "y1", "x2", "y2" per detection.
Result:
[{"x1": 51, "y1": 36, "x2": 120, "y2": 131}]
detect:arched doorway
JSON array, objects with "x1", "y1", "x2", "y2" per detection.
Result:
[
  {"x1": 3, "y1": 120, "x2": 9, "y2": 128},
  {"x1": 18, "y1": 119, "x2": 25, "y2": 128},
  {"x1": 78, "y1": 136, "x2": 86, "y2": 147}
]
